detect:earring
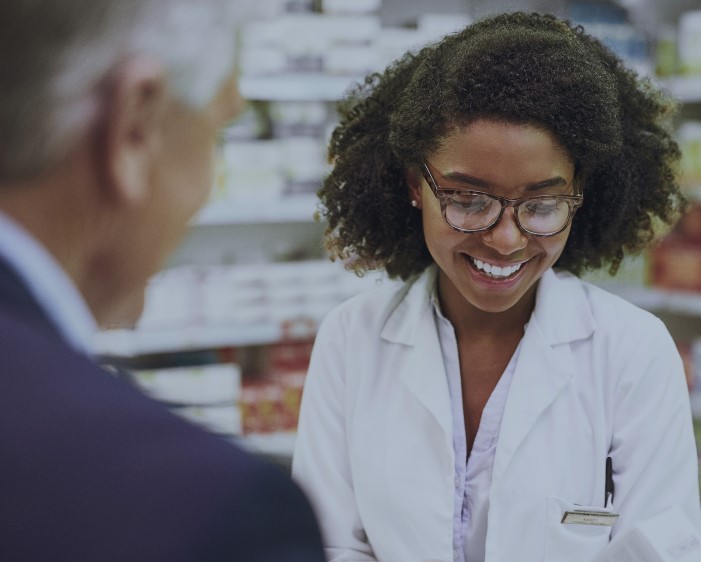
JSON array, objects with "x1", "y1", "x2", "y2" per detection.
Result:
[{"x1": 411, "y1": 200, "x2": 418, "y2": 208}]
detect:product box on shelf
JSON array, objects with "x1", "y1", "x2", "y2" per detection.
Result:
[
  {"x1": 174, "y1": 404, "x2": 243, "y2": 436},
  {"x1": 132, "y1": 363, "x2": 242, "y2": 406},
  {"x1": 239, "y1": 339, "x2": 313, "y2": 435},
  {"x1": 650, "y1": 233, "x2": 701, "y2": 293},
  {"x1": 131, "y1": 363, "x2": 243, "y2": 436},
  {"x1": 240, "y1": 14, "x2": 381, "y2": 77},
  {"x1": 679, "y1": 122, "x2": 701, "y2": 195},
  {"x1": 566, "y1": 1, "x2": 654, "y2": 76},
  {"x1": 679, "y1": 10, "x2": 701, "y2": 76},
  {"x1": 240, "y1": 372, "x2": 306, "y2": 435},
  {"x1": 321, "y1": 0, "x2": 381, "y2": 15},
  {"x1": 217, "y1": 138, "x2": 328, "y2": 200}
]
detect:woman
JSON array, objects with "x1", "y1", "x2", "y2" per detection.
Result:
[{"x1": 292, "y1": 12, "x2": 701, "y2": 562}]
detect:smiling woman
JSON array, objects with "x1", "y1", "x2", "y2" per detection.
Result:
[{"x1": 291, "y1": 11, "x2": 701, "y2": 562}]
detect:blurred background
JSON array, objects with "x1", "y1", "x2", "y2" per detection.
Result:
[{"x1": 96, "y1": 0, "x2": 701, "y2": 479}]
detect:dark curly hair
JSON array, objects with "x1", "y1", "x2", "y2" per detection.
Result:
[{"x1": 317, "y1": 11, "x2": 684, "y2": 280}]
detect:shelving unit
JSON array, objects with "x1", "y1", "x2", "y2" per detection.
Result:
[
  {"x1": 96, "y1": 322, "x2": 316, "y2": 357},
  {"x1": 239, "y1": 74, "x2": 362, "y2": 102},
  {"x1": 661, "y1": 76, "x2": 701, "y2": 104},
  {"x1": 193, "y1": 194, "x2": 318, "y2": 225},
  {"x1": 600, "y1": 284, "x2": 701, "y2": 317},
  {"x1": 237, "y1": 432, "x2": 297, "y2": 459}
]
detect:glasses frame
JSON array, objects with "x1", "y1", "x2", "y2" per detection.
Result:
[{"x1": 421, "y1": 161, "x2": 583, "y2": 237}]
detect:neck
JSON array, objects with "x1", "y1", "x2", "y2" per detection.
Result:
[
  {"x1": 437, "y1": 270, "x2": 536, "y2": 341},
  {"x1": 0, "y1": 160, "x2": 114, "y2": 326}
]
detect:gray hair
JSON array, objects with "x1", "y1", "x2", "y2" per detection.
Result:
[{"x1": 0, "y1": 0, "x2": 241, "y2": 181}]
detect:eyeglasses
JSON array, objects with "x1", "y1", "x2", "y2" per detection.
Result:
[{"x1": 421, "y1": 161, "x2": 583, "y2": 237}]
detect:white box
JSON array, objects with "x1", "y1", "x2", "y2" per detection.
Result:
[{"x1": 134, "y1": 364, "x2": 242, "y2": 405}]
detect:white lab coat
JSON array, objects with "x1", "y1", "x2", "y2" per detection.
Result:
[{"x1": 292, "y1": 267, "x2": 701, "y2": 562}]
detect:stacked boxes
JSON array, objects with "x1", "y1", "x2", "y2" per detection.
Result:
[
  {"x1": 211, "y1": 4, "x2": 472, "y2": 206},
  {"x1": 135, "y1": 260, "x2": 390, "y2": 333},
  {"x1": 650, "y1": 123, "x2": 701, "y2": 292},
  {"x1": 240, "y1": 340, "x2": 313, "y2": 435}
]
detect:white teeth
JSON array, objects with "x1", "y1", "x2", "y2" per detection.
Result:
[{"x1": 472, "y1": 258, "x2": 524, "y2": 278}]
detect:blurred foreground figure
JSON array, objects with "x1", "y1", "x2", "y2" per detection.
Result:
[{"x1": 0, "y1": 2, "x2": 325, "y2": 560}]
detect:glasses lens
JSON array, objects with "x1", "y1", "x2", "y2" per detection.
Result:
[
  {"x1": 445, "y1": 193, "x2": 501, "y2": 230},
  {"x1": 517, "y1": 197, "x2": 570, "y2": 234}
]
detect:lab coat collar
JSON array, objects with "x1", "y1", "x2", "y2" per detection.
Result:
[
  {"x1": 532, "y1": 268, "x2": 595, "y2": 345},
  {"x1": 380, "y1": 266, "x2": 437, "y2": 345},
  {"x1": 381, "y1": 265, "x2": 594, "y2": 347},
  {"x1": 381, "y1": 267, "x2": 453, "y2": 450},
  {"x1": 379, "y1": 265, "x2": 596, "y2": 463}
]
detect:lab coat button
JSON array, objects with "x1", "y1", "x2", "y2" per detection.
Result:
[{"x1": 454, "y1": 476, "x2": 460, "y2": 488}]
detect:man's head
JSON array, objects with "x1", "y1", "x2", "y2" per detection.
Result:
[{"x1": 0, "y1": 1, "x2": 244, "y2": 326}]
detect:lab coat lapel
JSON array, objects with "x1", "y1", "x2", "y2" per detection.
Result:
[
  {"x1": 382, "y1": 267, "x2": 453, "y2": 450},
  {"x1": 492, "y1": 269, "x2": 594, "y2": 483},
  {"x1": 400, "y1": 312, "x2": 454, "y2": 450}
]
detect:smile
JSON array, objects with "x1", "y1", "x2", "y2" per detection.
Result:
[{"x1": 469, "y1": 257, "x2": 529, "y2": 279}]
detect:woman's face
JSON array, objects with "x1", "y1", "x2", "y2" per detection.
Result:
[{"x1": 409, "y1": 119, "x2": 577, "y2": 319}]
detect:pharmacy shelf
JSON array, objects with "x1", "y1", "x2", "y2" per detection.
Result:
[
  {"x1": 95, "y1": 320, "x2": 318, "y2": 357},
  {"x1": 239, "y1": 73, "x2": 363, "y2": 102},
  {"x1": 193, "y1": 195, "x2": 319, "y2": 225},
  {"x1": 237, "y1": 432, "x2": 297, "y2": 458},
  {"x1": 660, "y1": 76, "x2": 701, "y2": 104},
  {"x1": 598, "y1": 283, "x2": 701, "y2": 317}
]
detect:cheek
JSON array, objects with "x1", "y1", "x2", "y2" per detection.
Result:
[
  {"x1": 538, "y1": 229, "x2": 571, "y2": 263},
  {"x1": 421, "y1": 208, "x2": 468, "y2": 263}
]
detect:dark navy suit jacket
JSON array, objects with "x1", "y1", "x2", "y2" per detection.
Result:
[{"x1": 0, "y1": 259, "x2": 325, "y2": 561}]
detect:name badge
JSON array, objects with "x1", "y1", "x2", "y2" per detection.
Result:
[{"x1": 561, "y1": 510, "x2": 619, "y2": 526}]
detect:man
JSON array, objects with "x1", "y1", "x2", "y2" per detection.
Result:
[{"x1": 0, "y1": 2, "x2": 325, "y2": 560}]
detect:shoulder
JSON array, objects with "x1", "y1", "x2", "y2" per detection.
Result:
[
  {"x1": 575, "y1": 275, "x2": 668, "y2": 337},
  {"x1": 549, "y1": 270, "x2": 667, "y2": 338},
  {"x1": 206, "y1": 449, "x2": 324, "y2": 558}
]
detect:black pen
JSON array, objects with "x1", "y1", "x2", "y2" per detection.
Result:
[{"x1": 605, "y1": 456, "x2": 614, "y2": 508}]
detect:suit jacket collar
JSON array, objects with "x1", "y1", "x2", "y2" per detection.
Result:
[{"x1": 0, "y1": 255, "x2": 62, "y2": 338}]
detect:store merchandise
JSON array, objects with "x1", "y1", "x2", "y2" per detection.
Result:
[
  {"x1": 133, "y1": 363, "x2": 241, "y2": 405},
  {"x1": 240, "y1": 340, "x2": 313, "y2": 434},
  {"x1": 133, "y1": 260, "x2": 389, "y2": 334},
  {"x1": 131, "y1": 363, "x2": 242, "y2": 436},
  {"x1": 679, "y1": 10, "x2": 701, "y2": 76},
  {"x1": 679, "y1": 121, "x2": 701, "y2": 195},
  {"x1": 650, "y1": 199, "x2": 701, "y2": 292},
  {"x1": 321, "y1": 0, "x2": 381, "y2": 15},
  {"x1": 240, "y1": 14, "x2": 381, "y2": 77},
  {"x1": 568, "y1": 1, "x2": 651, "y2": 75}
]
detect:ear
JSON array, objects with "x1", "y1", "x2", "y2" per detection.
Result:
[
  {"x1": 98, "y1": 57, "x2": 168, "y2": 205},
  {"x1": 405, "y1": 166, "x2": 424, "y2": 209}
]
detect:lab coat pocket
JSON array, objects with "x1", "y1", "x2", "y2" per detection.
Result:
[{"x1": 544, "y1": 497, "x2": 612, "y2": 562}]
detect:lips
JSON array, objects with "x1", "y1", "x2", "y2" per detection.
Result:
[{"x1": 468, "y1": 256, "x2": 529, "y2": 279}]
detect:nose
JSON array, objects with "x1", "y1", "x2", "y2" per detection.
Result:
[{"x1": 481, "y1": 207, "x2": 528, "y2": 255}]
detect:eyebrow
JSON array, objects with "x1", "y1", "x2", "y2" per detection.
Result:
[{"x1": 439, "y1": 171, "x2": 570, "y2": 192}]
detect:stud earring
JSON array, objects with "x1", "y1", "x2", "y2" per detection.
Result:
[{"x1": 411, "y1": 200, "x2": 418, "y2": 208}]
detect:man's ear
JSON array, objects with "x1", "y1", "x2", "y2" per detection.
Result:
[
  {"x1": 406, "y1": 166, "x2": 423, "y2": 209},
  {"x1": 98, "y1": 57, "x2": 168, "y2": 205}
]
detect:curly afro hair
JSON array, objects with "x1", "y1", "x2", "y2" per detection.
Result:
[{"x1": 318, "y1": 11, "x2": 684, "y2": 280}]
